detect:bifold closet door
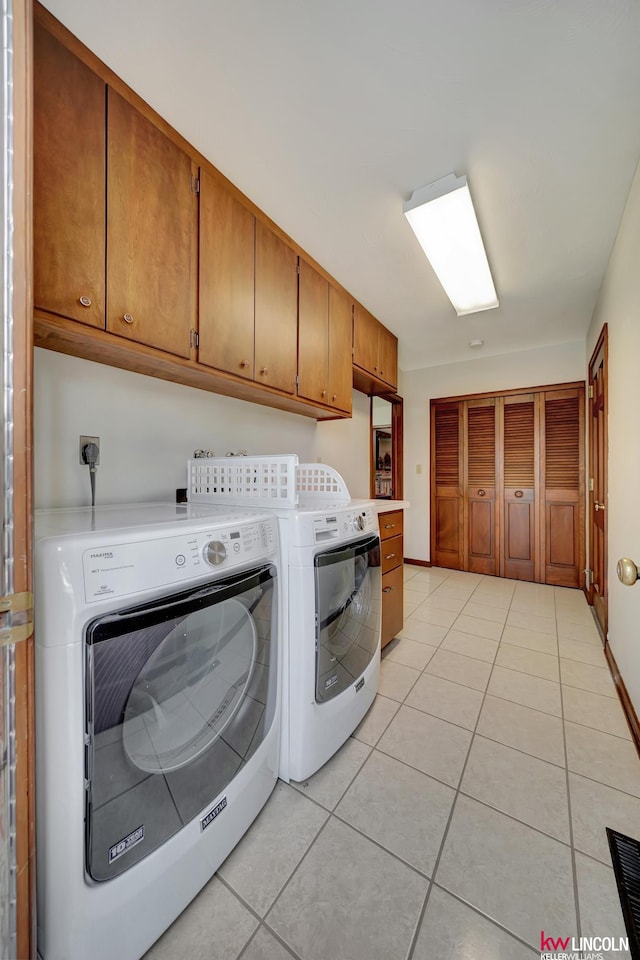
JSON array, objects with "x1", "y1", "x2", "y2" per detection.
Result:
[
  {"x1": 465, "y1": 400, "x2": 498, "y2": 575},
  {"x1": 501, "y1": 395, "x2": 537, "y2": 581},
  {"x1": 541, "y1": 387, "x2": 584, "y2": 587},
  {"x1": 431, "y1": 402, "x2": 463, "y2": 569}
]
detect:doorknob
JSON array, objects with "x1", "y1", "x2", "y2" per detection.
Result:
[
  {"x1": 594, "y1": 501, "x2": 605, "y2": 511},
  {"x1": 617, "y1": 558, "x2": 640, "y2": 586}
]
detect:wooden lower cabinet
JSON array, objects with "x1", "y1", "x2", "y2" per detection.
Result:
[
  {"x1": 379, "y1": 509, "x2": 404, "y2": 648},
  {"x1": 431, "y1": 383, "x2": 585, "y2": 587}
]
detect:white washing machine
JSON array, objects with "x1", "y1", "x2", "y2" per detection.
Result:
[
  {"x1": 34, "y1": 502, "x2": 282, "y2": 960},
  {"x1": 278, "y1": 500, "x2": 381, "y2": 782},
  {"x1": 187, "y1": 457, "x2": 381, "y2": 783}
]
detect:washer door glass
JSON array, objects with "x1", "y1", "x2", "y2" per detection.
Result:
[
  {"x1": 314, "y1": 535, "x2": 381, "y2": 703},
  {"x1": 84, "y1": 564, "x2": 277, "y2": 882},
  {"x1": 123, "y1": 598, "x2": 257, "y2": 774}
]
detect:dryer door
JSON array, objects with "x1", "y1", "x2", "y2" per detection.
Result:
[
  {"x1": 314, "y1": 535, "x2": 381, "y2": 702},
  {"x1": 84, "y1": 563, "x2": 277, "y2": 881}
]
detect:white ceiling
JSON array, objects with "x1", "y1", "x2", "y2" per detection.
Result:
[{"x1": 43, "y1": 0, "x2": 640, "y2": 371}]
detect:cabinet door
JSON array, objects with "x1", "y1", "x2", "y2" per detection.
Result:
[
  {"x1": 502, "y1": 396, "x2": 536, "y2": 581},
  {"x1": 431, "y1": 402, "x2": 463, "y2": 569},
  {"x1": 33, "y1": 23, "x2": 105, "y2": 328},
  {"x1": 465, "y1": 400, "x2": 497, "y2": 575},
  {"x1": 381, "y1": 565, "x2": 404, "y2": 648},
  {"x1": 107, "y1": 89, "x2": 197, "y2": 359},
  {"x1": 199, "y1": 169, "x2": 255, "y2": 379},
  {"x1": 298, "y1": 260, "x2": 329, "y2": 403},
  {"x1": 353, "y1": 303, "x2": 379, "y2": 376},
  {"x1": 377, "y1": 325, "x2": 398, "y2": 391},
  {"x1": 327, "y1": 284, "x2": 352, "y2": 413},
  {"x1": 542, "y1": 388, "x2": 584, "y2": 587},
  {"x1": 255, "y1": 222, "x2": 298, "y2": 394}
]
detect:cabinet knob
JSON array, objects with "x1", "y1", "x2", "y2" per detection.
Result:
[
  {"x1": 321, "y1": 390, "x2": 327, "y2": 398},
  {"x1": 123, "y1": 313, "x2": 134, "y2": 325},
  {"x1": 385, "y1": 553, "x2": 395, "y2": 561},
  {"x1": 79, "y1": 295, "x2": 92, "y2": 308},
  {"x1": 382, "y1": 586, "x2": 393, "y2": 594},
  {"x1": 477, "y1": 489, "x2": 486, "y2": 497},
  {"x1": 331, "y1": 394, "x2": 336, "y2": 402},
  {"x1": 240, "y1": 360, "x2": 250, "y2": 368},
  {"x1": 515, "y1": 490, "x2": 524, "y2": 498},
  {"x1": 380, "y1": 369, "x2": 384, "y2": 377},
  {"x1": 595, "y1": 501, "x2": 606, "y2": 512},
  {"x1": 259, "y1": 367, "x2": 268, "y2": 376}
]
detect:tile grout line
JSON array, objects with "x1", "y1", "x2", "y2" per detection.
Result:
[
  {"x1": 554, "y1": 585, "x2": 583, "y2": 945},
  {"x1": 405, "y1": 571, "x2": 525, "y2": 960}
]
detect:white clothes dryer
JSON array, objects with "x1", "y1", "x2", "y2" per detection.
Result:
[{"x1": 34, "y1": 502, "x2": 281, "y2": 960}]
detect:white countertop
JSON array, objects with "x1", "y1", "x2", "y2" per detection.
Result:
[{"x1": 372, "y1": 499, "x2": 410, "y2": 513}]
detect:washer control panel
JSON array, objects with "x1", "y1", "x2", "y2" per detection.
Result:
[
  {"x1": 82, "y1": 519, "x2": 276, "y2": 602},
  {"x1": 312, "y1": 505, "x2": 377, "y2": 544}
]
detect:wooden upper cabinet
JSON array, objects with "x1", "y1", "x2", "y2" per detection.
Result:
[
  {"x1": 199, "y1": 169, "x2": 256, "y2": 379},
  {"x1": 353, "y1": 303, "x2": 379, "y2": 376},
  {"x1": 353, "y1": 303, "x2": 398, "y2": 393},
  {"x1": 33, "y1": 21, "x2": 106, "y2": 328},
  {"x1": 298, "y1": 260, "x2": 329, "y2": 403},
  {"x1": 298, "y1": 261, "x2": 352, "y2": 413},
  {"x1": 106, "y1": 88, "x2": 198, "y2": 359},
  {"x1": 254, "y1": 221, "x2": 298, "y2": 394},
  {"x1": 377, "y1": 324, "x2": 398, "y2": 390},
  {"x1": 327, "y1": 284, "x2": 352, "y2": 413}
]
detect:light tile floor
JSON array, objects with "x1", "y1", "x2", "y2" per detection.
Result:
[{"x1": 143, "y1": 566, "x2": 636, "y2": 960}]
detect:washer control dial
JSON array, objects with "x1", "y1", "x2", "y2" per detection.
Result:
[
  {"x1": 204, "y1": 540, "x2": 227, "y2": 566},
  {"x1": 355, "y1": 514, "x2": 365, "y2": 531}
]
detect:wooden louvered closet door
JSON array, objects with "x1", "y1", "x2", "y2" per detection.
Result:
[
  {"x1": 541, "y1": 387, "x2": 584, "y2": 587},
  {"x1": 502, "y1": 395, "x2": 537, "y2": 580},
  {"x1": 465, "y1": 400, "x2": 498, "y2": 575},
  {"x1": 431, "y1": 382, "x2": 584, "y2": 586},
  {"x1": 431, "y1": 402, "x2": 463, "y2": 569}
]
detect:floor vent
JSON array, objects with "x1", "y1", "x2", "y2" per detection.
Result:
[{"x1": 606, "y1": 827, "x2": 640, "y2": 959}]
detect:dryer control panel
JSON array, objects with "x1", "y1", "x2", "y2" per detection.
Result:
[
  {"x1": 82, "y1": 519, "x2": 277, "y2": 602},
  {"x1": 312, "y1": 505, "x2": 377, "y2": 544}
]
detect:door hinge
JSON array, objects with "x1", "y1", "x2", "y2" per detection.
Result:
[
  {"x1": 0, "y1": 591, "x2": 34, "y2": 647},
  {"x1": 589, "y1": 477, "x2": 594, "y2": 491},
  {"x1": 295, "y1": 374, "x2": 300, "y2": 386},
  {"x1": 296, "y1": 261, "x2": 300, "y2": 275},
  {"x1": 588, "y1": 384, "x2": 594, "y2": 399},
  {"x1": 191, "y1": 174, "x2": 200, "y2": 195},
  {"x1": 584, "y1": 568, "x2": 593, "y2": 588},
  {"x1": 190, "y1": 329, "x2": 199, "y2": 349}
]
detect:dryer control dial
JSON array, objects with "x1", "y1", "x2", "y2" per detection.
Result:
[
  {"x1": 354, "y1": 514, "x2": 365, "y2": 531},
  {"x1": 204, "y1": 540, "x2": 227, "y2": 566}
]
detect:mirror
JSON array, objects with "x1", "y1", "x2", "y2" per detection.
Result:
[{"x1": 371, "y1": 395, "x2": 403, "y2": 500}]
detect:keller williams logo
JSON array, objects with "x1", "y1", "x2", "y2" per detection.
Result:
[{"x1": 540, "y1": 930, "x2": 630, "y2": 955}]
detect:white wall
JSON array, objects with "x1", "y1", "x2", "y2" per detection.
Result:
[
  {"x1": 313, "y1": 389, "x2": 371, "y2": 499},
  {"x1": 585, "y1": 160, "x2": 640, "y2": 712},
  {"x1": 401, "y1": 340, "x2": 586, "y2": 561},
  {"x1": 34, "y1": 349, "x2": 318, "y2": 508}
]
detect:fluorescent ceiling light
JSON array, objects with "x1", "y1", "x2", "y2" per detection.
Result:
[{"x1": 403, "y1": 174, "x2": 498, "y2": 316}]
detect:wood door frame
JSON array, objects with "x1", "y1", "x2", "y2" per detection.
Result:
[
  {"x1": 588, "y1": 324, "x2": 608, "y2": 634},
  {"x1": 369, "y1": 394, "x2": 403, "y2": 500}
]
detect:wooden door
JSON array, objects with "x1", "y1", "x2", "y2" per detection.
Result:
[
  {"x1": 541, "y1": 386, "x2": 585, "y2": 587},
  {"x1": 353, "y1": 303, "x2": 379, "y2": 376},
  {"x1": 327, "y1": 284, "x2": 352, "y2": 413},
  {"x1": 502, "y1": 395, "x2": 537, "y2": 580},
  {"x1": 431, "y1": 401, "x2": 463, "y2": 569},
  {"x1": 465, "y1": 399, "x2": 498, "y2": 575},
  {"x1": 254, "y1": 221, "x2": 297, "y2": 394},
  {"x1": 298, "y1": 259, "x2": 329, "y2": 403},
  {"x1": 33, "y1": 19, "x2": 106, "y2": 328},
  {"x1": 199, "y1": 169, "x2": 255, "y2": 379},
  {"x1": 106, "y1": 88, "x2": 197, "y2": 359},
  {"x1": 589, "y1": 326, "x2": 608, "y2": 635}
]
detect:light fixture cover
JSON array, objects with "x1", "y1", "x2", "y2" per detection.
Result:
[{"x1": 403, "y1": 174, "x2": 498, "y2": 316}]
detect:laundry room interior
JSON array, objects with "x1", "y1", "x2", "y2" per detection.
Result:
[{"x1": 3, "y1": 1, "x2": 640, "y2": 959}]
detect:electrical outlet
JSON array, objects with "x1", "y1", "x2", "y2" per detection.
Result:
[{"x1": 79, "y1": 435, "x2": 100, "y2": 465}]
